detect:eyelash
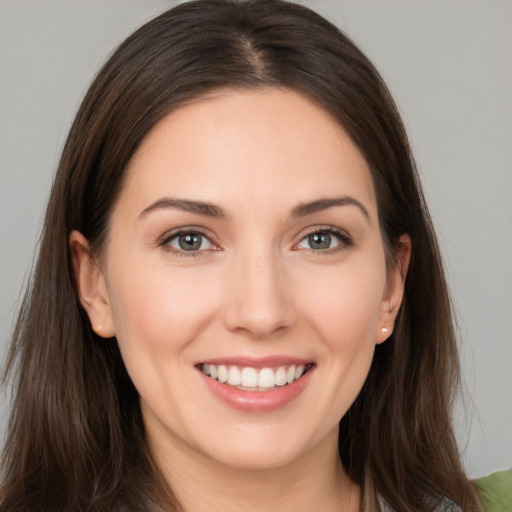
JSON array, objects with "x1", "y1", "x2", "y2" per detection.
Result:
[
  {"x1": 294, "y1": 226, "x2": 353, "y2": 254},
  {"x1": 159, "y1": 226, "x2": 353, "y2": 257},
  {"x1": 159, "y1": 228, "x2": 218, "y2": 258}
]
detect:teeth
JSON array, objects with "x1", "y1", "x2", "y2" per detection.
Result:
[
  {"x1": 241, "y1": 367, "x2": 258, "y2": 387},
  {"x1": 201, "y1": 363, "x2": 309, "y2": 389},
  {"x1": 228, "y1": 366, "x2": 241, "y2": 386},
  {"x1": 275, "y1": 366, "x2": 287, "y2": 386},
  {"x1": 286, "y1": 366, "x2": 296, "y2": 384},
  {"x1": 218, "y1": 364, "x2": 228, "y2": 383},
  {"x1": 257, "y1": 368, "x2": 275, "y2": 388}
]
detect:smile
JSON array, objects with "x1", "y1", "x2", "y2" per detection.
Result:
[{"x1": 200, "y1": 363, "x2": 311, "y2": 391}]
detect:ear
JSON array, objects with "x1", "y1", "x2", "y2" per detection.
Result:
[
  {"x1": 376, "y1": 234, "x2": 411, "y2": 344},
  {"x1": 69, "y1": 230, "x2": 115, "y2": 338}
]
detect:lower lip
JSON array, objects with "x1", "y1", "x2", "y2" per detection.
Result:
[{"x1": 198, "y1": 367, "x2": 314, "y2": 413}]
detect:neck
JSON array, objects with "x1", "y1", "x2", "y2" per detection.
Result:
[{"x1": 150, "y1": 430, "x2": 361, "y2": 512}]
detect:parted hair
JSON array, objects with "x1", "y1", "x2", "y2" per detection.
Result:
[{"x1": 1, "y1": 1, "x2": 481, "y2": 511}]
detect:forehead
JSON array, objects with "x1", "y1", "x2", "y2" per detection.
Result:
[{"x1": 118, "y1": 88, "x2": 376, "y2": 218}]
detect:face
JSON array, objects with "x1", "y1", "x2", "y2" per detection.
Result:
[{"x1": 72, "y1": 88, "x2": 408, "y2": 473}]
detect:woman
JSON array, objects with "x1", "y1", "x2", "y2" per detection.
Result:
[{"x1": 0, "y1": 0, "x2": 482, "y2": 510}]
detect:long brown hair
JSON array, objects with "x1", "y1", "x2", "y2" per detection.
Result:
[{"x1": 1, "y1": 1, "x2": 481, "y2": 510}]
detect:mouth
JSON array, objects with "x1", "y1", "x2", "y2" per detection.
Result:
[{"x1": 198, "y1": 362, "x2": 315, "y2": 392}]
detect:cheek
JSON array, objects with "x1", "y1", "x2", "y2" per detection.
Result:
[
  {"x1": 302, "y1": 263, "x2": 386, "y2": 345},
  {"x1": 104, "y1": 260, "x2": 224, "y2": 421},
  {"x1": 106, "y1": 257, "x2": 221, "y2": 358},
  {"x1": 281, "y1": 262, "x2": 387, "y2": 436}
]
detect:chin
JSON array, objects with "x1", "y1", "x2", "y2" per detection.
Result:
[
  {"x1": 191, "y1": 420, "x2": 336, "y2": 472},
  {"x1": 204, "y1": 443, "x2": 307, "y2": 471}
]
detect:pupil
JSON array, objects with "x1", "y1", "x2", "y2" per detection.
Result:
[
  {"x1": 309, "y1": 232, "x2": 331, "y2": 249},
  {"x1": 179, "y1": 233, "x2": 201, "y2": 251}
]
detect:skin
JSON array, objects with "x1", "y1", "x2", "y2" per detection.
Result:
[{"x1": 71, "y1": 88, "x2": 410, "y2": 512}]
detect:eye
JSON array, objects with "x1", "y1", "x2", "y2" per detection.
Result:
[
  {"x1": 163, "y1": 231, "x2": 215, "y2": 253},
  {"x1": 295, "y1": 228, "x2": 351, "y2": 252}
]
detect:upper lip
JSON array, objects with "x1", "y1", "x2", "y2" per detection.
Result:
[{"x1": 196, "y1": 356, "x2": 314, "y2": 369}]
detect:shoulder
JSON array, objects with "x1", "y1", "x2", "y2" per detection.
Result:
[
  {"x1": 434, "y1": 497, "x2": 462, "y2": 511},
  {"x1": 379, "y1": 496, "x2": 461, "y2": 511}
]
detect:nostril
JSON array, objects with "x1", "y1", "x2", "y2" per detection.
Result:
[{"x1": 221, "y1": 255, "x2": 298, "y2": 338}]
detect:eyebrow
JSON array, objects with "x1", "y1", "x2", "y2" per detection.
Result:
[
  {"x1": 139, "y1": 195, "x2": 370, "y2": 223},
  {"x1": 139, "y1": 198, "x2": 228, "y2": 219},
  {"x1": 290, "y1": 197, "x2": 370, "y2": 222}
]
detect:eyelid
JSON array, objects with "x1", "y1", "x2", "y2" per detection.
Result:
[
  {"x1": 292, "y1": 225, "x2": 353, "y2": 252},
  {"x1": 158, "y1": 226, "x2": 220, "y2": 255}
]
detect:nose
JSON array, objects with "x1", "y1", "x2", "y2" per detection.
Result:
[{"x1": 222, "y1": 247, "x2": 297, "y2": 340}]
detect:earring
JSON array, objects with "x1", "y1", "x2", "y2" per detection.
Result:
[
  {"x1": 381, "y1": 325, "x2": 389, "y2": 333},
  {"x1": 93, "y1": 325, "x2": 102, "y2": 334}
]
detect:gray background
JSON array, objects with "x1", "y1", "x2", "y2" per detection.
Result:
[{"x1": 1, "y1": 0, "x2": 511, "y2": 479}]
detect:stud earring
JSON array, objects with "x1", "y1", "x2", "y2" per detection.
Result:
[
  {"x1": 381, "y1": 325, "x2": 389, "y2": 333},
  {"x1": 93, "y1": 325, "x2": 102, "y2": 334}
]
